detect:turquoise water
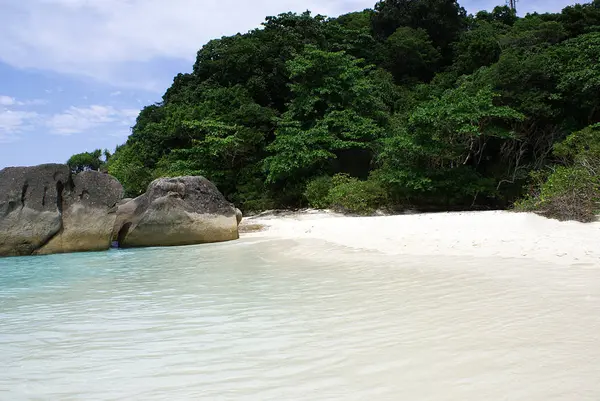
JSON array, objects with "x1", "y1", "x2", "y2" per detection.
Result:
[{"x1": 1, "y1": 238, "x2": 600, "y2": 400}]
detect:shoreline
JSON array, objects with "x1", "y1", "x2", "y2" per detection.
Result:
[{"x1": 241, "y1": 210, "x2": 600, "y2": 266}]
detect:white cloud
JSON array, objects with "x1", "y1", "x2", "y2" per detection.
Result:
[
  {"x1": 0, "y1": 99, "x2": 138, "y2": 142},
  {"x1": 0, "y1": 0, "x2": 375, "y2": 90},
  {"x1": 0, "y1": 95, "x2": 47, "y2": 107},
  {"x1": 20, "y1": 99, "x2": 48, "y2": 106},
  {"x1": 0, "y1": 95, "x2": 47, "y2": 142},
  {"x1": 0, "y1": 0, "x2": 578, "y2": 91},
  {"x1": 46, "y1": 105, "x2": 139, "y2": 135},
  {"x1": 0, "y1": 95, "x2": 16, "y2": 106},
  {"x1": 0, "y1": 109, "x2": 39, "y2": 143}
]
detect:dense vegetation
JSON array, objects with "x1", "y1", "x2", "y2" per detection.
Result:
[
  {"x1": 67, "y1": 149, "x2": 110, "y2": 174},
  {"x1": 95, "y1": 0, "x2": 600, "y2": 219}
]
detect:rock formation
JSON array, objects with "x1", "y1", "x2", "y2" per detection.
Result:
[
  {"x1": 0, "y1": 165, "x2": 241, "y2": 257},
  {"x1": 113, "y1": 176, "x2": 240, "y2": 248},
  {"x1": 36, "y1": 171, "x2": 123, "y2": 255},
  {"x1": 0, "y1": 164, "x2": 70, "y2": 257},
  {"x1": 0, "y1": 165, "x2": 123, "y2": 257}
]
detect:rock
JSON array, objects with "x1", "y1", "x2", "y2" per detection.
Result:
[
  {"x1": 0, "y1": 165, "x2": 124, "y2": 257},
  {"x1": 36, "y1": 171, "x2": 123, "y2": 255},
  {"x1": 236, "y1": 208, "x2": 243, "y2": 225},
  {"x1": 1, "y1": 166, "x2": 240, "y2": 257},
  {"x1": 114, "y1": 176, "x2": 239, "y2": 248},
  {"x1": 0, "y1": 164, "x2": 70, "y2": 256}
]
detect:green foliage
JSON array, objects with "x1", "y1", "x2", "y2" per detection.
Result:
[
  {"x1": 559, "y1": 0, "x2": 600, "y2": 37},
  {"x1": 377, "y1": 83, "x2": 524, "y2": 204},
  {"x1": 67, "y1": 149, "x2": 105, "y2": 174},
  {"x1": 304, "y1": 176, "x2": 333, "y2": 208},
  {"x1": 554, "y1": 123, "x2": 600, "y2": 166},
  {"x1": 336, "y1": 10, "x2": 374, "y2": 31},
  {"x1": 190, "y1": 12, "x2": 332, "y2": 111},
  {"x1": 372, "y1": 0, "x2": 467, "y2": 62},
  {"x1": 107, "y1": 145, "x2": 152, "y2": 197},
  {"x1": 384, "y1": 27, "x2": 441, "y2": 83},
  {"x1": 554, "y1": 33, "x2": 600, "y2": 124},
  {"x1": 451, "y1": 21, "x2": 506, "y2": 75},
  {"x1": 304, "y1": 174, "x2": 387, "y2": 214},
  {"x1": 518, "y1": 166, "x2": 599, "y2": 222},
  {"x1": 516, "y1": 124, "x2": 600, "y2": 222},
  {"x1": 327, "y1": 174, "x2": 388, "y2": 214},
  {"x1": 502, "y1": 16, "x2": 567, "y2": 49},
  {"x1": 82, "y1": 3, "x2": 600, "y2": 220},
  {"x1": 475, "y1": 6, "x2": 518, "y2": 26},
  {"x1": 264, "y1": 46, "x2": 387, "y2": 184}
]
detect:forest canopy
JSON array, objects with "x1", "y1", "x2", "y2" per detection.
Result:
[{"x1": 96, "y1": 0, "x2": 600, "y2": 219}]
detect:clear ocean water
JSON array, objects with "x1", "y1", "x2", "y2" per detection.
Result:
[{"x1": 1, "y1": 238, "x2": 599, "y2": 400}]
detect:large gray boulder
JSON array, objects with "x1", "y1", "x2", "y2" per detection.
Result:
[
  {"x1": 36, "y1": 171, "x2": 123, "y2": 255},
  {"x1": 1, "y1": 166, "x2": 240, "y2": 257},
  {"x1": 113, "y1": 176, "x2": 239, "y2": 248},
  {"x1": 0, "y1": 164, "x2": 69, "y2": 256},
  {"x1": 0, "y1": 165, "x2": 124, "y2": 257}
]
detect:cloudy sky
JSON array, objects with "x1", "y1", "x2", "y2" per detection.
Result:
[{"x1": 0, "y1": 0, "x2": 579, "y2": 168}]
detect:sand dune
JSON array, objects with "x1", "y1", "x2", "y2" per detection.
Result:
[{"x1": 243, "y1": 210, "x2": 600, "y2": 266}]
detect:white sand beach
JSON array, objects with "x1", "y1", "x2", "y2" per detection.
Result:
[{"x1": 243, "y1": 210, "x2": 600, "y2": 266}]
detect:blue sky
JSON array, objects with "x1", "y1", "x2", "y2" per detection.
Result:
[{"x1": 0, "y1": 0, "x2": 580, "y2": 168}]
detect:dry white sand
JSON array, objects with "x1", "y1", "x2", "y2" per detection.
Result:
[{"x1": 242, "y1": 210, "x2": 600, "y2": 266}]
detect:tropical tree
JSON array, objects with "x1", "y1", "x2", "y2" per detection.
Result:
[
  {"x1": 264, "y1": 46, "x2": 388, "y2": 184},
  {"x1": 67, "y1": 149, "x2": 105, "y2": 174}
]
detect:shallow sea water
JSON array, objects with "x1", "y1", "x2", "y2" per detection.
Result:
[{"x1": 1, "y1": 238, "x2": 599, "y2": 400}]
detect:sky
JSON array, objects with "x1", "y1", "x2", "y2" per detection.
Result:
[{"x1": 0, "y1": 0, "x2": 581, "y2": 168}]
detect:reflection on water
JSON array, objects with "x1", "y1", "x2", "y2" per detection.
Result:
[{"x1": 1, "y1": 238, "x2": 599, "y2": 400}]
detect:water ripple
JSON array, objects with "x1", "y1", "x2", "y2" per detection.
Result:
[{"x1": 1, "y1": 239, "x2": 600, "y2": 400}]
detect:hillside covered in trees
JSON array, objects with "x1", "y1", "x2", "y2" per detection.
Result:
[{"x1": 89, "y1": 0, "x2": 600, "y2": 219}]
